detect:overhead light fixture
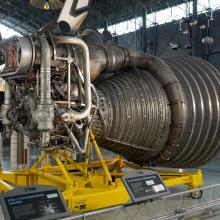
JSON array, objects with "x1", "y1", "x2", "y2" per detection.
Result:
[
  {"x1": 170, "y1": 42, "x2": 180, "y2": 50},
  {"x1": 44, "y1": 0, "x2": 50, "y2": 10},
  {"x1": 29, "y1": 0, "x2": 64, "y2": 10},
  {"x1": 202, "y1": 36, "x2": 214, "y2": 45}
]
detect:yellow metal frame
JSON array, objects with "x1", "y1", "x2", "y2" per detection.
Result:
[{"x1": 0, "y1": 131, "x2": 203, "y2": 212}]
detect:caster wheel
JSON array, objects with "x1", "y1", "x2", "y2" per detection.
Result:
[{"x1": 191, "y1": 190, "x2": 203, "y2": 199}]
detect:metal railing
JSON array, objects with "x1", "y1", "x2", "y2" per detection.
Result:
[{"x1": 62, "y1": 183, "x2": 220, "y2": 220}]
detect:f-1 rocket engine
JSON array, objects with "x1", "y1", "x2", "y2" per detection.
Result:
[{"x1": 0, "y1": 1, "x2": 219, "y2": 169}]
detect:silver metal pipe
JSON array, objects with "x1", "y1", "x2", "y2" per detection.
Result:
[
  {"x1": 17, "y1": 128, "x2": 24, "y2": 166},
  {"x1": 39, "y1": 36, "x2": 51, "y2": 105},
  {"x1": 64, "y1": 124, "x2": 84, "y2": 154},
  {"x1": 36, "y1": 69, "x2": 39, "y2": 96},
  {"x1": 54, "y1": 36, "x2": 91, "y2": 122},
  {"x1": 54, "y1": 101, "x2": 76, "y2": 105},
  {"x1": 34, "y1": 36, "x2": 54, "y2": 144},
  {"x1": 67, "y1": 62, "x2": 71, "y2": 109},
  {"x1": 83, "y1": 126, "x2": 90, "y2": 150},
  {"x1": 1, "y1": 81, "x2": 11, "y2": 125},
  {"x1": 41, "y1": 132, "x2": 50, "y2": 147},
  {"x1": 4, "y1": 82, "x2": 11, "y2": 105},
  {"x1": 10, "y1": 132, "x2": 18, "y2": 170}
]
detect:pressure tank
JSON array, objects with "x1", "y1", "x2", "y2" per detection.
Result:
[{"x1": 92, "y1": 57, "x2": 220, "y2": 168}]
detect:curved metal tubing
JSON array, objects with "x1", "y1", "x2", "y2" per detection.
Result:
[{"x1": 54, "y1": 36, "x2": 92, "y2": 122}]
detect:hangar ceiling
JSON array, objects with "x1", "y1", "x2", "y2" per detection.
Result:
[{"x1": 0, "y1": 0, "x2": 190, "y2": 35}]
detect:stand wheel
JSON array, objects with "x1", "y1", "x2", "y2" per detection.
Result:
[{"x1": 190, "y1": 190, "x2": 203, "y2": 199}]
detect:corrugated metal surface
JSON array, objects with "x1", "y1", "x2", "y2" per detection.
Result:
[{"x1": 92, "y1": 57, "x2": 220, "y2": 168}]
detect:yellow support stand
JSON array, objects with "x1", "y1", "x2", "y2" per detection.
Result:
[
  {"x1": 160, "y1": 169, "x2": 203, "y2": 189},
  {"x1": 0, "y1": 131, "x2": 203, "y2": 212}
]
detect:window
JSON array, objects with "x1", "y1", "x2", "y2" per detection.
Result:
[
  {"x1": 0, "y1": 24, "x2": 21, "y2": 39},
  {"x1": 99, "y1": 16, "x2": 142, "y2": 36},
  {"x1": 197, "y1": 0, "x2": 220, "y2": 12},
  {"x1": 99, "y1": 0, "x2": 220, "y2": 36},
  {"x1": 210, "y1": 0, "x2": 220, "y2": 9},
  {"x1": 100, "y1": 2, "x2": 194, "y2": 35},
  {"x1": 156, "y1": 7, "x2": 172, "y2": 25}
]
